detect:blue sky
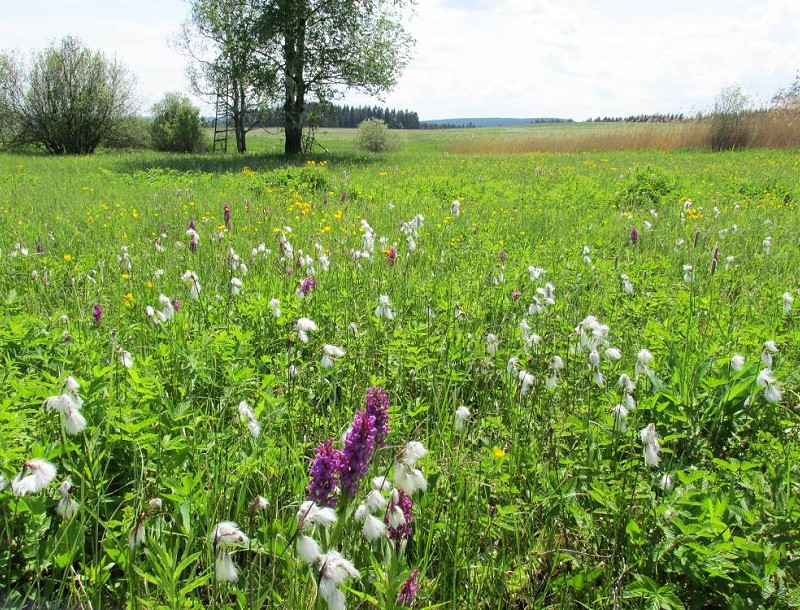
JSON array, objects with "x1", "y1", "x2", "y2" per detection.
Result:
[{"x1": 3, "y1": 0, "x2": 799, "y2": 120}]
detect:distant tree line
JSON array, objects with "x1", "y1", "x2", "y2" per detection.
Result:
[
  {"x1": 232, "y1": 103, "x2": 420, "y2": 130},
  {"x1": 587, "y1": 113, "x2": 687, "y2": 123}
]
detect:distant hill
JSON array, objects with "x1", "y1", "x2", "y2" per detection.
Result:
[{"x1": 421, "y1": 117, "x2": 573, "y2": 128}]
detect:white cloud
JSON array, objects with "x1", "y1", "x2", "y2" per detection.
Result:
[{"x1": 3, "y1": 0, "x2": 799, "y2": 120}]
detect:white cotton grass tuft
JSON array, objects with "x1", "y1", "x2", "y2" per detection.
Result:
[
  {"x1": 393, "y1": 462, "x2": 428, "y2": 494},
  {"x1": 181, "y1": 270, "x2": 201, "y2": 299},
  {"x1": 375, "y1": 294, "x2": 394, "y2": 320},
  {"x1": 731, "y1": 354, "x2": 745, "y2": 372},
  {"x1": 297, "y1": 500, "x2": 337, "y2": 530},
  {"x1": 46, "y1": 377, "x2": 87, "y2": 435},
  {"x1": 318, "y1": 550, "x2": 360, "y2": 610},
  {"x1": 12, "y1": 459, "x2": 57, "y2": 496},
  {"x1": 296, "y1": 534, "x2": 322, "y2": 564},
  {"x1": 612, "y1": 405, "x2": 629, "y2": 433},
  {"x1": 485, "y1": 333, "x2": 499, "y2": 356},
  {"x1": 296, "y1": 317, "x2": 318, "y2": 343},
  {"x1": 660, "y1": 473, "x2": 674, "y2": 492},
  {"x1": 640, "y1": 423, "x2": 660, "y2": 468},
  {"x1": 361, "y1": 514, "x2": 388, "y2": 541},
  {"x1": 237, "y1": 401, "x2": 261, "y2": 438},
  {"x1": 784, "y1": 292, "x2": 794, "y2": 314},
  {"x1": 518, "y1": 370, "x2": 536, "y2": 395},
  {"x1": 756, "y1": 369, "x2": 783, "y2": 403},
  {"x1": 211, "y1": 521, "x2": 249, "y2": 583},
  {"x1": 56, "y1": 478, "x2": 79, "y2": 520},
  {"x1": 454, "y1": 406, "x2": 471, "y2": 431},
  {"x1": 321, "y1": 344, "x2": 345, "y2": 369}
]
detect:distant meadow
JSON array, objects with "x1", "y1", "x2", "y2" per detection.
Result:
[{"x1": 1, "y1": 126, "x2": 799, "y2": 608}]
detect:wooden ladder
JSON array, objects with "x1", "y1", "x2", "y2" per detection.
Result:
[{"x1": 212, "y1": 86, "x2": 230, "y2": 153}]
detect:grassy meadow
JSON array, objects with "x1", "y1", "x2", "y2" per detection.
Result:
[{"x1": 1, "y1": 125, "x2": 799, "y2": 609}]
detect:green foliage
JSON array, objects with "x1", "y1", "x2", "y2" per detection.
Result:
[
  {"x1": 0, "y1": 36, "x2": 137, "y2": 154},
  {"x1": 149, "y1": 93, "x2": 206, "y2": 153},
  {"x1": 356, "y1": 118, "x2": 396, "y2": 153},
  {"x1": 711, "y1": 84, "x2": 752, "y2": 151},
  {"x1": 102, "y1": 116, "x2": 152, "y2": 150},
  {"x1": 614, "y1": 166, "x2": 674, "y2": 210},
  {"x1": 0, "y1": 140, "x2": 799, "y2": 608}
]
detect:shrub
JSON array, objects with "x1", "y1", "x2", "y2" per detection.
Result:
[
  {"x1": 356, "y1": 118, "x2": 395, "y2": 153},
  {"x1": 102, "y1": 116, "x2": 152, "y2": 150},
  {"x1": 149, "y1": 93, "x2": 205, "y2": 153},
  {"x1": 710, "y1": 84, "x2": 752, "y2": 151},
  {"x1": 0, "y1": 37, "x2": 137, "y2": 154}
]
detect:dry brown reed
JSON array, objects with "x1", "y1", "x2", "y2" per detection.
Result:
[{"x1": 446, "y1": 111, "x2": 800, "y2": 154}]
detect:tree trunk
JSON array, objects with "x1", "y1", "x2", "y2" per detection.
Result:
[
  {"x1": 282, "y1": 14, "x2": 306, "y2": 156},
  {"x1": 233, "y1": 81, "x2": 247, "y2": 153}
]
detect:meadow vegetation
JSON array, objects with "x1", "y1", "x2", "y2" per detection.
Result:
[{"x1": 0, "y1": 126, "x2": 798, "y2": 609}]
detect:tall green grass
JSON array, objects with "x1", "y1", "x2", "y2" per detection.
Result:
[{"x1": 0, "y1": 139, "x2": 798, "y2": 608}]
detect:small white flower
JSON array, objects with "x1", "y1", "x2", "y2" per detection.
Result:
[
  {"x1": 683, "y1": 264, "x2": 693, "y2": 282},
  {"x1": 451, "y1": 199, "x2": 461, "y2": 216},
  {"x1": 763, "y1": 236, "x2": 772, "y2": 255},
  {"x1": 528, "y1": 266, "x2": 546, "y2": 281},
  {"x1": 12, "y1": 459, "x2": 57, "y2": 496},
  {"x1": 454, "y1": 406, "x2": 471, "y2": 431}
]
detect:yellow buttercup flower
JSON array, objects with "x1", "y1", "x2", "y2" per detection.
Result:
[
  {"x1": 492, "y1": 447, "x2": 506, "y2": 458},
  {"x1": 123, "y1": 293, "x2": 133, "y2": 307},
  {"x1": 63, "y1": 254, "x2": 72, "y2": 262}
]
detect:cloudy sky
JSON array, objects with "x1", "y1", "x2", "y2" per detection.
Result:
[{"x1": 3, "y1": 1, "x2": 800, "y2": 120}]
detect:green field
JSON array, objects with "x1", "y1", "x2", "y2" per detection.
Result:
[{"x1": 1, "y1": 127, "x2": 799, "y2": 609}]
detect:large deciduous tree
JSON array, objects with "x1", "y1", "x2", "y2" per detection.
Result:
[
  {"x1": 256, "y1": 0, "x2": 415, "y2": 155},
  {"x1": 0, "y1": 36, "x2": 136, "y2": 154},
  {"x1": 180, "y1": 0, "x2": 414, "y2": 156},
  {"x1": 176, "y1": 0, "x2": 278, "y2": 153}
]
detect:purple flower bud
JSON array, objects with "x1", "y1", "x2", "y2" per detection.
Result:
[
  {"x1": 498, "y1": 250, "x2": 507, "y2": 262},
  {"x1": 339, "y1": 410, "x2": 376, "y2": 497},
  {"x1": 172, "y1": 297, "x2": 181, "y2": 312},
  {"x1": 189, "y1": 236, "x2": 197, "y2": 253},
  {"x1": 339, "y1": 191, "x2": 347, "y2": 203},
  {"x1": 397, "y1": 569, "x2": 420, "y2": 607},
  {"x1": 36, "y1": 242, "x2": 45, "y2": 254},
  {"x1": 299, "y1": 276, "x2": 317, "y2": 296},
  {"x1": 188, "y1": 219, "x2": 196, "y2": 231},
  {"x1": 307, "y1": 439, "x2": 344, "y2": 507},
  {"x1": 630, "y1": 227, "x2": 639, "y2": 245},
  {"x1": 365, "y1": 386, "x2": 390, "y2": 448},
  {"x1": 223, "y1": 204, "x2": 231, "y2": 229},
  {"x1": 92, "y1": 304, "x2": 103, "y2": 325},
  {"x1": 387, "y1": 488, "x2": 413, "y2": 545}
]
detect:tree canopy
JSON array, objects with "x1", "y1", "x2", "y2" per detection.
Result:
[
  {"x1": 0, "y1": 36, "x2": 136, "y2": 154},
  {"x1": 181, "y1": 0, "x2": 415, "y2": 155}
]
